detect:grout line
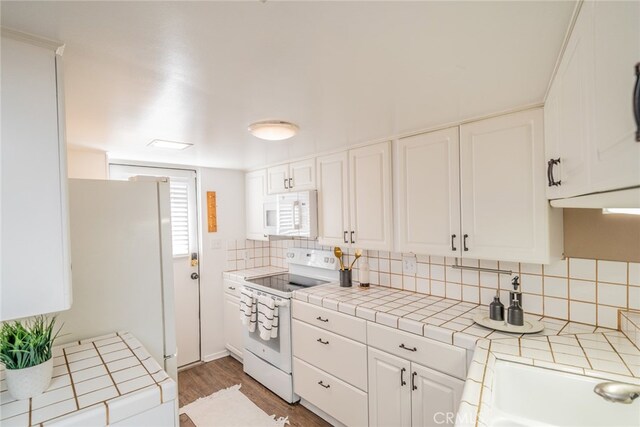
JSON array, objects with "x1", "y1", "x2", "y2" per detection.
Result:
[{"x1": 62, "y1": 348, "x2": 80, "y2": 411}]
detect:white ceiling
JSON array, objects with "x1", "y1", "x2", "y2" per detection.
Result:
[{"x1": 1, "y1": 1, "x2": 576, "y2": 170}]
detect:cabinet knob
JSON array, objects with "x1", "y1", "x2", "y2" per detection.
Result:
[
  {"x1": 316, "y1": 316, "x2": 329, "y2": 322},
  {"x1": 411, "y1": 371, "x2": 417, "y2": 391},
  {"x1": 400, "y1": 367, "x2": 407, "y2": 386},
  {"x1": 318, "y1": 380, "x2": 330, "y2": 389},
  {"x1": 634, "y1": 62, "x2": 639, "y2": 142},
  {"x1": 547, "y1": 158, "x2": 561, "y2": 187},
  {"x1": 316, "y1": 338, "x2": 329, "y2": 345},
  {"x1": 451, "y1": 234, "x2": 457, "y2": 251},
  {"x1": 399, "y1": 343, "x2": 417, "y2": 352},
  {"x1": 463, "y1": 234, "x2": 469, "y2": 252}
]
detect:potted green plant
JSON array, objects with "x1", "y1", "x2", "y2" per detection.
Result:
[{"x1": 0, "y1": 316, "x2": 61, "y2": 400}]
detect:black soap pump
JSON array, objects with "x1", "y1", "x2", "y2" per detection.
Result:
[
  {"x1": 489, "y1": 290, "x2": 505, "y2": 321},
  {"x1": 507, "y1": 295, "x2": 524, "y2": 326}
]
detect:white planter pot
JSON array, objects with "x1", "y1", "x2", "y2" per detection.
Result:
[{"x1": 5, "y1": 357, "x2": 53, "y2": 400}]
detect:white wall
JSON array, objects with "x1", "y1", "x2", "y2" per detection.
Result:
[
  {"x1": 197, "y1": 167, "x2": 245, "y2": 361},
  {"x1": 67, "y1": 146, "x2": 108, "y2": 179}
]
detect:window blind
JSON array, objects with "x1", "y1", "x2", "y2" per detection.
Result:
[{"x1": 169, "y1": 178, "x2": 190, "y2": 257}]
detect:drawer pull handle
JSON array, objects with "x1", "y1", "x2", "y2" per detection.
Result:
[
  {"x1": 229, "y1": 286, "x2": 236, "y2": 290},
  {"x1": 316, "y1": 316, "x2": 329, "y2": 322},
  {"x1": 411, "y1": 372, "x2": 417, "y2": 391},
  {"x1": 400, "y1": 367, "x2": 407, "y2": 386},
  {"x1": 317, "y1": 338, "x2": 329, "y2": 345},
  {"x1": 318, "y1": 380, "x2": 330, "y2": 389},
  {"x1": 399, "y1": 343, "x2": 417, "y2": 352}
]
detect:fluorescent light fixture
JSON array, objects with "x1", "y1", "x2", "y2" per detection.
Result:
[
  {"x1": 148, "y1": 139, "x2": 193, "y2": 150},
  {"x1": 248, "y1": 120, "x2": 299, "y2": 141},
  {"x1": 602, "y1": 208, "x2": 640, "y2": 215}
]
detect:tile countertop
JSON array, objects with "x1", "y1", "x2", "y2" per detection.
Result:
[
  {"x1": 0, "y1": 332, "x2": 176, "y2": 427},
  {"x1": 456, "y1": 330, "x2": 640, "y2": 427},
  {"x1": 292, "y1": 283, "x2": 615, "y2": 351},
  {"x1": 223, "y1": 266, "x2": 287, "y2": 281}
]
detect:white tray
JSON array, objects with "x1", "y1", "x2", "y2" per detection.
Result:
[{"x1": 473, "y1": 313, "x2": 544, "y2": 334}]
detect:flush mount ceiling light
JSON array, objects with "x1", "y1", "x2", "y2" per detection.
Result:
[
  {"x1": 248, "y1": 120, "x2": 299, "y2": 141},
  {"x1": 148, "y1": 139, "x2": 193, "y2": 150}
]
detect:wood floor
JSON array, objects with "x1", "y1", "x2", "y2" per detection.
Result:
[{"x1": 178, "y1": 356, "x2": 331, "y2": 427}]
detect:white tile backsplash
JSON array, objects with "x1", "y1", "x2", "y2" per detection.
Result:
[{"x1": 228, "y1": 238, "x2": 639, "y2": 329}]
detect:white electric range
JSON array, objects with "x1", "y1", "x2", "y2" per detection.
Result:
[{"x1": 240, "y1": 248, "x2": 339, "y2": 403}]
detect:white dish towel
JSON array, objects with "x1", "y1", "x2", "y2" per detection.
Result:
[
  {"x1": 240, "y1": 288, "x2": 257, "y2": 333},
  {"x1": 257, "y1": 294, "x2": 279, "y2": 341}
]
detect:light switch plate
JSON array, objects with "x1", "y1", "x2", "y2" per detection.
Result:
[
  {"x1": 210, "y1": 238, "x2": 222, "y2": 250},
  {"x1": 402, "y1": 254, "x2": 417, "y2": 276}
]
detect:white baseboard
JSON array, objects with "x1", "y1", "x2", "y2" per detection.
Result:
[
  {"x1": 202, "y1": 350, "x2": 229, "y2": 362},
  {"x1": 299, "y1": 398, "x2": 346, "y2": 427}
]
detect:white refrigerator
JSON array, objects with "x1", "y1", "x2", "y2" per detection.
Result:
[{"x1": 56, "y1": 178, "x2": 177, "y2": 380}]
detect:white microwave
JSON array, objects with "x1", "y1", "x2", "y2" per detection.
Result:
[{"x1": 263, "y1": 190, "x2": 318, "y2": 239}]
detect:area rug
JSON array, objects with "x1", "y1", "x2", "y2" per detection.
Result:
[{"x1": 179, "y1": 384, "x2": 289, "y2": 427}]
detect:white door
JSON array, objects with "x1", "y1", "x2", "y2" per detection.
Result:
[
  {"x1": 317, "y1": 152, "x2": 351, "y2": 247},
  {"x1": 267, "y1": 164, "x2": 289, "y2": 194},
  {"x1": 110, "y1": 165, "x2": 201, "y2": 367},
  {"x1": 368, "y1": 348, "x2": 412, "y2": 427},
  {"x1": 395, "y1": 127, "x2": 461, "y2": 257},
  {"x1": 545, "y1": 2, "x2": 594, "y2": 200},
  {"x1": 289, "y1": 158, "x2": 316, "y2": 191},
  {"x1": 590, "y1": 0, "x2": 640, "y2": 193},
  {"x1": 349, "y1": 142, "x2": 393, "y2": 250},
  {"x1": 246, "y1": 169, "x2": 268, "y2": 240},
  {"x1": 223, "y1": 293, "x2": 243, "y2": 360},
  {"x1": 460, "y1": 109, "x2": 554, "y2": 264},
  {"x1": 411, "y1": 362, "x2": 464, "y2": 427}
]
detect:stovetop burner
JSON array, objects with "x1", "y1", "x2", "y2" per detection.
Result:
[{"x1": 246, "y1": 273, "x2": 329, "y2": 293}]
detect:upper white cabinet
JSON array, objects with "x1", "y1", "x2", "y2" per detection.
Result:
[
  {"x1": 460, "y1": 109, "x2": 562, "y2": 264},
  {"x1": 317, "y1": 142, "x2": 393, "y2": 250},
  {"x1": 545, "y1": 1, "x2": 640, "y2": 200},
  {"x1": 267, "y1": 159, "x2": 316, "y2": 194},
  {"x1": 395, "y1": 128, "x2": 461, "y2": 257},
  {"x1": 396, "y1": 110, "x2": 562, "y2": 264},
  {"x1": 317, "y1": 152, "x2": 351, "y2": 247},
  {"x1": 245, "y1": 169, "x2": 269, "y2": 241},
  {"x1": 1, "y1": 31, "x2": 72, "y2": 320},
  {"x1": 349, "y1": 142, "x2": 393, "y2": 250}
]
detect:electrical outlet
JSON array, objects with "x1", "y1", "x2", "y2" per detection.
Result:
[{"x1": 402, "y1": 254, "x2": 417, "y2": 276}]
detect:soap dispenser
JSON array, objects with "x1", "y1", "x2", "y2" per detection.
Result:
[
  {"x1": 510, "y1": 276, "x2": 522, "y2": 307},
  {"x1": 489, "y1": 291, "x2": 505, "y2": 321},
  {"x1": 507, "y1": 294, "x2": 524, "y2": 326}
]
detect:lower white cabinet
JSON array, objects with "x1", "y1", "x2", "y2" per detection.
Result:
[
  {"x1": 294, "y1": 358, "x2": 369, "y2": 427},
  {"x1": 223, "y1": 281, "x2": 243, "y2": 360},
  {"x1": 368, "y1": 347, "x2": 464, "y2": 427}
]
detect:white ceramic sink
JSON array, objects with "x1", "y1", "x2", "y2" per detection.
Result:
[{"x1": 490, "y1": 360, "x2": 640, "y2": 427}]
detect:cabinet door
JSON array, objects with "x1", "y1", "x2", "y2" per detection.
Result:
[
  {"x1": 368, "y1": 347, "x2": 412, "y2": 427},
  {"x1": 289, "y1": 158, "x2": 316, "y2": 191},
  {"x1": 245, "y1": 170, "x2": 268, "y2": 241},
  {"x1": 349, "y1": 142, "x2": 393, "y2": 250},
  {"x1": 395, "y1": 128, "x2": 461, "y2": 257},
  {"x1": 411, "y1": 362, "x2": 464, "y2": 427},
  {"x1": 267, "y1": 164, "x2": 289, "y2": 194},
  {"x1": 589, "y1": 1, "x2": 640, "y2": 193},
  {"x1": 317, "y1": 152, "x2": 350, "y2": 246},
  {"x1": 1, "y1": 35, "x2": 71, "y2": 321},
  {"x1": 223, "y1": 293, "x2": 243, "y2": 359},
  {"x1": 545, "y1": 2, "x2": 594, "y2": 199},
  {"x1": 460, "y1": 109, "x2": 559, "y2": 264}
]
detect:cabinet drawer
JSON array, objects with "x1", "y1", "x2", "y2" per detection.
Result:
[
  {"x1": 367, "y1": 322, "x2": 467, "y2": 380},
  {"x1": 293, "y1": 357, "x2": 368, "y2": 427},
  {"x1": 292, "y1": 300, "x2": 366, "y2": 343},
  {"x1": 292, "y1": 320, "x2": 367, "y2": 391},
  {"x1": 223, "y1": 279, "x2": 241, "y2": 298}
]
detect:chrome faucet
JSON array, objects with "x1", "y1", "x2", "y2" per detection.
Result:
[{"x1": 594, "y1": 382, "x2": 640, "y2": 404}]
